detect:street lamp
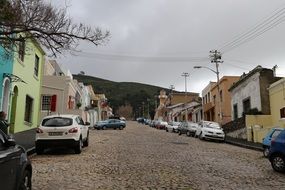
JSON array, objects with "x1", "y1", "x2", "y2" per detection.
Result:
[{"x1": 194, "y1": 60, "x2": 223, "y2": 124}]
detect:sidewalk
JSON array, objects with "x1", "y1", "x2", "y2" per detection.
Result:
[
  {"x1": 13, "y1": 129, "x2": 36, "y2": 155},
  {"x1": 225, "y1": 136, "x2": 263, "y2": 151}
]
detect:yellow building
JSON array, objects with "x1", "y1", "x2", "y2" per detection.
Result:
[{"x1": 246, "y1": 78, "x2": 285, "y2": 143}]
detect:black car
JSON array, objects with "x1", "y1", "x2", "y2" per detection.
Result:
[{"x1": 0, "y1": 129, "x2": 32, "y2": 190}]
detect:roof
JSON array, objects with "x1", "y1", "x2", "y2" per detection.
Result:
[{"x1": 228, "y1": 65, "x2": 272, "y2": 91}]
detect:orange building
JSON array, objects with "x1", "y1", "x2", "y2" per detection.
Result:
[{"x1": 202, "y1": 76, "x2": 240, "y2": 125}]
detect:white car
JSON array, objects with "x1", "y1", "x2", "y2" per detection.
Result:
[
  {"x1": 166, "y1": 121, "x2": 181, "y2": 132},
  {"x1": 195, "y1": 121, "x2": 225, "y2": 142},
  {"x1": 35, "y1": 114, "x2": 89, "y2": 154}
]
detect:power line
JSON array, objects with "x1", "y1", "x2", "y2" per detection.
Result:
[
  {"x1": 71, "y1": 51, "x2": 210, "y2": 63},
  {"x1": 219, "y1": 6, "x2": 285, "y2": 53}
]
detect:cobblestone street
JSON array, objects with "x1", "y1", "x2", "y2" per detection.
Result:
[{"x1": 31, "y1": 121, "x2": 285, "y2": 190}]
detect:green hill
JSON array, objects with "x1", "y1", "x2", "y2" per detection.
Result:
[{"x1": 73, "y1": 74, "x2": 169, "y2": 118}]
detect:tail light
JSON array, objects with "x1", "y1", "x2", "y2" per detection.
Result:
[
  {"x1": 68, "y1": 127, "x2": 78, "y2": 133},
  {"x1": 36, "y1": 128, "x2": 43, "y2": 133}
]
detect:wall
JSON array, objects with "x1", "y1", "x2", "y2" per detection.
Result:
[
  {"x1": 269, "y1": 78, "x2": 285, "y2": 128},
  {"x1": 11, "y1": 38, "x2": 45, "y2": 133},
  {"x1": 231, "y1": 72, "x2": 261, "y2": 119},
  {"x1": 246, "y1": 115, "x2": 273, "y2": 143},
  {"x1": 0, "y1": 47, "x2": 13, "y2": 114}
]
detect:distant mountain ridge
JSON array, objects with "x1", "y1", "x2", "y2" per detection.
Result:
[{"x1": 73, "y1": 74, "x2": 169, "y2": 117}]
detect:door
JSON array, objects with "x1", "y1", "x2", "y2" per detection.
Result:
[{"x1": 0, "y1": 132, "x2": 20, "y2": 190}]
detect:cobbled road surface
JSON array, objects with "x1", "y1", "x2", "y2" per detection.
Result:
[{"x1": 30, "y1": 121, "x2": 285, "y2": 190}]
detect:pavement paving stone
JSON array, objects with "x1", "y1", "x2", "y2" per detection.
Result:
[{"x1": 30, "y1": 121, "x2": 285, "y2": 190}]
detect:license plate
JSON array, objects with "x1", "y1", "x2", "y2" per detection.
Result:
[{"x1": 48, "y1": 132, "x2": 63, "y2": 136}]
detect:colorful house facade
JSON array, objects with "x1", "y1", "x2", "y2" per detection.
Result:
[{"x1": 9, "y1": 37, "x2": 45, "y2": 133}]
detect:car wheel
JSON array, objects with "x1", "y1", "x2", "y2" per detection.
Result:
[
  {"x1": 166, "y1": 128, "x2": 168, "y2": 132},
  {"x1": 172, "y1": 129, "x2": 175, "y2": 133},
  {"x1": 199, "y1": 132, "x2": 204, "y2": 140},
  {"x1": 102, "y1": 126, "x2": 107, "y2": 130},
  {"x1": 263, "y1": 147, "x2": 270, "y2": 158},
  {"x1": 178, "y1": 130, "x2": 182, "y2": 135},
  {"x1": 119, "y1": 125, "x2": 123, "y2": 130},
  {"x1": 75, "y1": 138, "x2": 83, "y2": 154},
  {"x1": 186, "y1": 131, "x2": 191, "y2": 137},
  {"x1": 83, "y1": 133, "x2": 89, "y2": 147},
  {"x1": 35, "y1": 146, "x2": 44, "y2": 155},
  {"x1": 271, "y1": 154, "x2": 285, "y2": 172},
  {"x1": 20, "y1": 169, "x2": 32, "y2": 190}
]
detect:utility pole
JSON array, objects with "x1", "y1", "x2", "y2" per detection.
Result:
[
  {"x1": 142, "y1": 102, "x2": 145, "y2": 118},
  {"x1": 210, "y1": 50, "x2": 223, "y2": 124},
  {"x1": 181, "y1": 72, "x2": 189, "y2": 121}
]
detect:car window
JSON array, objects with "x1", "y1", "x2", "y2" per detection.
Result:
[
  {"x1": 77, "y1": 117, "x2": 84, "y2": 125},
  {"x1": 271, "y1": 130, "x2": 282, "y2": 139},
  {"x1": 42, "y1": 117, "x2": 73, "y2": 127}
]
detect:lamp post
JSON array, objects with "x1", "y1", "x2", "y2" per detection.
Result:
[
  {"x1": 194, "y1": 50, "x2": 223, "y2": 124},
  {"x1": 181, "y1": 72, "x2": 189, "y2": 121}
]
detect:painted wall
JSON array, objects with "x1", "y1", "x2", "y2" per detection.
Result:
[
  {"x1": 11, "y1": 38, "x2": 45, "y2": 133},
  {"x1": 211, "y1": 76, "x2": 240, "y2": 125},
  {"x1": 269, "y1": 78, "x2": 285, "y2": 128},
  {"x1": 231, "y1": 72, "x2": 261, "y2": 119},
  {"x1": 0, "y1": 46, "x2": 13, "y2": 114}
]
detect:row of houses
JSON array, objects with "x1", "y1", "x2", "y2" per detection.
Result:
[
  {"x1": 0, "y1": 37, "x2": 112, "y2": 145},
  {"x1": 155, "y1": 65, "x2": 285, "y2": 143}
]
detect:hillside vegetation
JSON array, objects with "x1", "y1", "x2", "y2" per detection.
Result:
[{"x1": 73, "y1": 74, "x2": 169, "y2": 118}]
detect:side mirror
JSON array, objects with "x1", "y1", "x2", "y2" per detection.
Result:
[{"x1": 85, "y1": 122, "x2": 90, "y2": 126}]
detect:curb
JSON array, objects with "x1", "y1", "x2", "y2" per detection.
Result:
[{"x1": 225, "y1": 140, "x2": 263, "y2": 151}]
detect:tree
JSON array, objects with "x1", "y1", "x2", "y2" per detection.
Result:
[{"x1": 0, "y1": 0, "x2": 110, "y2": 56}]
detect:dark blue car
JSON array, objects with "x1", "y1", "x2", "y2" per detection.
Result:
[
  {"x1": 262, "y1": 128, "x2": 284, "y2": 157},
  {"x1": 268, "y1": 130, "x2": 285, "y2": 172}
]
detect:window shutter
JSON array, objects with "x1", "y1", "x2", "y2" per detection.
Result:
[{"x1": 50, "y1": 95, "x2": 57, "y2": 112}]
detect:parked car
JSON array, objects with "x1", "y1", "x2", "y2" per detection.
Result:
[
  {"x1": 177, "y1": 122, "x2": 198, "y2": 136},
  {"x1": 268, "y1": 129, "x2": 285, "y2": 172},
  {"x1": 156, "y1": 120, "x2": 168, "y2": 130},
  {"x1": 262, "y1": 128, "x2": 285, "y2": 157},
  {"x1": 94, "y1": 119, "x2": 126, "y2": 130},
  {"x1": 0, "y1": 129, "x2": 32, "y2": 190},
  {"x1": 195, "y1": 121, "x2": 225, "y2": 142},
  {"x1": 166, "y1": 121, "x2": 181, "y2": 132},
  {"x1": 35, "y1": 114, "x2": 90, "y2": 154}
]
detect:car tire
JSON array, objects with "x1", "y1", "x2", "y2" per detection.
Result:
[
  {"x1": 102, "y1": 126, "x2": 107, "y2": 130},
  {"x1": 35, "y1": 146, "x2": 44, "y2": 155},
  {"x1": 178, "y1": 130, "x2": 182, "y2": 135},
  {"x1": 119, "y1": 125, "x2": 124, "y2": 130},
  {"x1": 186, "y1": 131, "x2": 191, "y2": 137},
  {"x1": 199, "y1": 132, "x2": 204, "y2": 140},
  {"x1": 172, "y1": 129, "x2": 175, "y2": 133},
  {"x1": 83, "y1": 133, "x2": 89, "y2": 147},
  {"x1": 20, "y1": 169, "x2": 32, "y2": 190},
  {"x1": 75, "y1": 138, "x2": 82, "y2": 154},
  {"x1": 166, "y1": 128, "x2": 168, "y2": 132},
  {"x1": 271, "y1": 154, "x2": 285, "y2": 172},
  {"x1": 263, "y1": 147, "x2": 270, "y2": 158}
]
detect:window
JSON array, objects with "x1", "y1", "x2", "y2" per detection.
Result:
[
  {"x1": 280, "y1": 107, "x2": 285, "y2": 118},
  {"x1": 219, "y1": 90, "x2": 223, "y2": 102},
  {"x1": 18, "y1": 36, "x2": 25, "y2": 62},
  {"x1": 24, "y1": 95, "x2": 34, "y2": 123},
  {"x1": 243, "y1": 98, "x2": 251, "y2": 114},
  {"x1": 207, "y1": 92, "x2": 210, "y2": 102},
  {"x1": 34, "y1": 54, "x2": 39, "y2": 77},
  {"x1": 41, "y1": 95, "x2": 51, "y2": 111},
  {"x1": 233, "y1": 104, "x2": 238, "y2": 120},
  {"x1": 213, "y1": 95, "x2": 216, "y2": 104}
]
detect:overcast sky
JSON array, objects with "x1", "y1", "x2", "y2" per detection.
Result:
[{"x1": 48, "y1": 0, "x2": 285, "y2": 94}]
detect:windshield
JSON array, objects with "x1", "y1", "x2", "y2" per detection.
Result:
[
  {"x1": 42, "y1": 117, "x2": 73, "y2": 127},
  {"x1": 205, "y1": 122, "x2": 221, "y2": 129}
]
